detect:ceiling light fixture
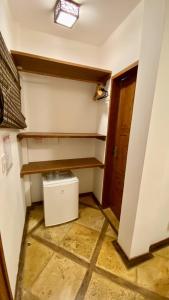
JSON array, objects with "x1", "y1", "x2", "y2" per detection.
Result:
[{"x1": 54, "y1": 0, "x2": 80, "y2": 28}]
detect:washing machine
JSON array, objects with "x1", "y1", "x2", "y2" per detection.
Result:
[{"x1": 43, "y1": 171, "x2": 79, "y2": 226}]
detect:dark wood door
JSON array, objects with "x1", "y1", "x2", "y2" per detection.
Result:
[
  {"x1": 103, "y1": 65, "x2": 138, "y2": 219},
  {"x1": 0, "y1": 236, "x2": 12, "y2": 300}
]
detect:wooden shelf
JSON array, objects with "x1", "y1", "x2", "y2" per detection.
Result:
[
  {"x1": 20, "y1": 157, "x2": 104, "y2": 177},
  {"x1": 11, "y1": 51, "x2": 112, "y2": 83},
  {"x1": 17, "y1": 132, "x2": 106, "y2": 141}
]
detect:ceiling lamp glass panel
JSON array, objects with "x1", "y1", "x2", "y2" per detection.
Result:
[{"x1": 54, "y1": 0, "x2": 80, "y2": 28}]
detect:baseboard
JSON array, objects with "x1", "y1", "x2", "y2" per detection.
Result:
[
  {"x1": 91, "y1": 192, "x2": 101, "y2": 206},
  {"x1": 150, "y1": 237, "x2": 169, "y2": 252},
  {"x1": 113, "y1": 237, "x2": 169, "y2": 269},
  {"x1": 14, "y1": 208, "x2": 29, "y2": 299},
  {"x1": 79, "y1": 192, "x2": 93, "y2": 198},
  {"x1": 113, "y1": 241, "x2": 153, "y2": 268},
  {"x1": 31, "y1": 200, "x2": 43, "y2": 206}
]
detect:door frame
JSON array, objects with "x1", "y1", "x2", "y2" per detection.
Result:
[
  {"x1": 0, "y1": 235, "x2": 13, "y2": 300},
  {"x1": 102, "y1": 61, "x2": 138, "y2": 209}
]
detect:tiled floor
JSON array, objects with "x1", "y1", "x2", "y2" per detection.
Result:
[{"x1": 16, "y1": 196, "x2": 169, "y2": 300}]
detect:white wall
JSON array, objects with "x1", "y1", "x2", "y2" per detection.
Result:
[
  {"x1": 118, "y1": 0, "x2": 167, "y2": 258},
  {"x1": 93, "y1": 0, "x2": 169, "y2": 259},
  {"x1": 21, "y1": 73, "x2": 98, "y2": 202},
  {"x1": 0, "y1": 0, "x2": 17, "y2": 49},
  {"x1": 0, "y1": 0, "x2": 26, "y2": 295},
  {"x1": 93, "y1": 1, "x2": 144, "y2": 202},
  {"x1": 126, "y1": 0, "x2": 169, "y2": 256},
  {"x1": 21, "y1": 75, "x2": 97, "y2": 133},
  {"x1": 15, "y1": 26, "x2": 100, "y2": 68},
  {"x1": 12, "y1": 24, "x2": 105, "y2": 203},
  {"x1": 100, "y1": 2, "x2": 143, "y2": 72},
  {"x1": 0, "y1": 132, "x2": 25, "y2": 294}
]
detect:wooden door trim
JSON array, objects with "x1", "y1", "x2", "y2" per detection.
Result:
[
  {"x1": 111, "y1": 61, "x2": 138, "y2": 79},
  {"x1": 0, "y1": 235, "x2": 13, "y2": 300},
  {"x1": 102, "y1": 62, "x2": 138, "y2": 210}
]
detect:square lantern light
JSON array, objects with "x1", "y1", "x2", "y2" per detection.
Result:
[{"x1": 54, "y1": 0, "x2": 80, "y2": 28}]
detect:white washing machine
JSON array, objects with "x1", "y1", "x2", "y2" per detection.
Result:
[{"x1": 43, "y1": 171, "x2": 79, "y2": 227}]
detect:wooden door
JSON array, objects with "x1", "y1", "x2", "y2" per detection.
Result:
[
  {"x1": 0, "y1": 236, "x2": 12, "y2": 300},
  {"x1": 103, "y1": 65, "x2": 138, "y2": 219}
]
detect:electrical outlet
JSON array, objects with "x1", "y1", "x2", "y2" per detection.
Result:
[{"x1": 1, "y1": 154, "x2": 6, "y2": 175}]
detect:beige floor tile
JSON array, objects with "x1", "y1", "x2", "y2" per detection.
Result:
[
  {"x1": 76, "y1": 205, "x2": 105, "y2": 231},
  {"x1": 103, "y1": 208, "x2": 119, "y2": 231},
  {"x1": 27, "y1": 206, "x2": 44, "y2": 233},
  {"x1": 22, "y1": 289, "x2": 39, "y2": 300},
  {"x1": 60, "y1": 223, "x2": 99, "y2": 261},
  {"x1": 22, "y1": 237, "x2": 54, "y2": 290},
  {"x1": 33, "y1": 221, "x2": 73, "y2": 246},
  {"x1": 154, "y1": 245, "x2": 169, "y2": 259},
  {"x1": 97, "y1": 236, "x2": 136, "y2": 283},
  {"x1": 84, "y1": 272, "x2": 146, "y2": 300},
  {"x1": 137, "y1": 255, "x2": 169, "y2": 297},
  {"x1": 31, "y1": 252, "x2": 86, "y2": 300},
  {"x1": 134, "y1": 295, "x2": 150, "y2": 300},
  {"x1": 105, "y1": 225, "x2": 117, "y2": 239}
]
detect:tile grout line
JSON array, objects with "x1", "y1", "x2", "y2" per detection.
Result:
[
  {"x1": 74, "y1": 219, "x2": 109, "y2": 300},
  {"x1": 136, "y1": 267, "x2": 138, "y2": 293},
  {"x1": 31, "y1": 218, "x2": 75, "y2": 248},
  {"x1": 92, "y1": 200, "x2": 167, "y2": 299},
  {"x1": 15, "y1": 217, "x2": 46, "y2": 300},
  {"x1": 15, "y1": 210, "x2": 30, "y2": 300},
  {"x1": 77, "y1": 202, "x2": 168, "y2": 300},
  {"x1": 27, "y1": 218, "x2": 44, "y2": 236},
  {"x1": 98, "y1": 205, "x2": 118, "y2": 235},
  {"x1": 94, "y1": 266, "x2": 168, "y2": 300},
  {"x1": 30, "y1": 211, "x2": 106, "y2": 265},
  {"x1": 31, "y1": 234, "x2": 89, "y2": 269},
  {"x1": 21, "y1": 289, "x2": 41, "y2": 300},
  {"x1": 29, "y1": 252, "x2": 55, "y2": 293},
  {"x1": 25, "y1": 227, "x2": 90, "y2": 299},
  {"x1": 79, "y1": 201, "x2": 99, "y2": 211},
  {"x1": 92, "y1": 196, "x2": 119, "y2": 235},
  {"x1": 18, "y1": 203, "x2": 168, "y2": 300}
]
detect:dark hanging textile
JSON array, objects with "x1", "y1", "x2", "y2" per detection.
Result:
[{"x1": 0, "y1": 32, "x2": 26, "y2": 129}]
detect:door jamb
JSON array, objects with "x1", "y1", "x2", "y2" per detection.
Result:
[{"x1": 102, "y1": 61, "x2": 138, "y2": 209}]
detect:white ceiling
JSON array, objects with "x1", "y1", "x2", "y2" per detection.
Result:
[{"x1": 9, "y1": 0, "x2": 141, "y2": 46}]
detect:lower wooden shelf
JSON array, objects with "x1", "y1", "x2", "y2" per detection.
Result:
[
  {"x1": 20, "y1": 157, "x2": 104, "y2": 177},
  {"x1": 17, "y1": 132, "x2": 106, "y2": 141}
]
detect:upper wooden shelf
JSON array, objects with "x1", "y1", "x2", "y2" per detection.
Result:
[
  {"x1": 11, "y1": 51, "x2": 112, "y2": 84},
  {"x1": 17, "y1": 132, "x2": 106, "y2": 141},
  {"x1": 20, "y1": 157, "x2": 104, "y2": 177}
]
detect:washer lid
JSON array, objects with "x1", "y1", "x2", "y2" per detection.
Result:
[{"x1": 43, "y1": 171, "x2": 78, "y2": 186}]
